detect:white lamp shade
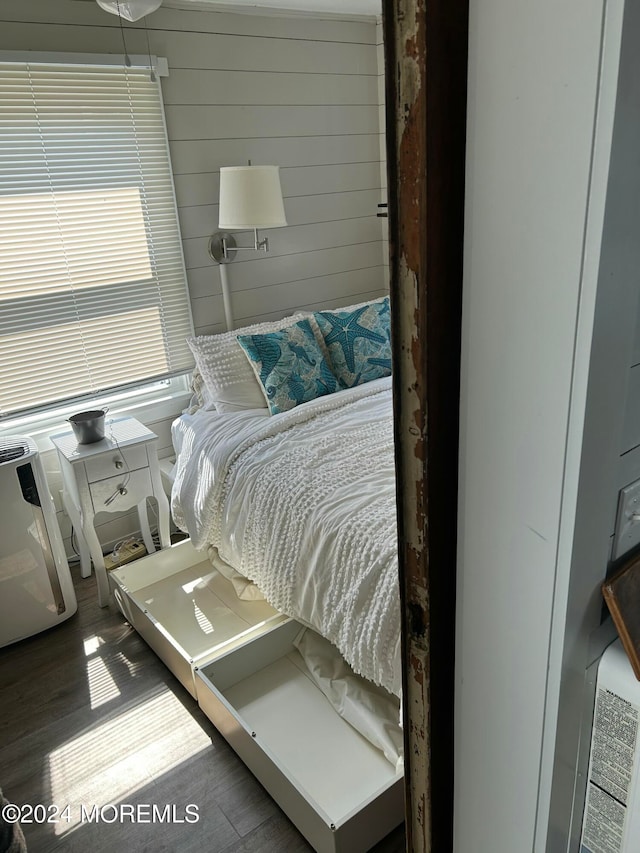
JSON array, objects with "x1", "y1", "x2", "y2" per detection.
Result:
[
  {"x1": 96, "y1": 0, "x2": 163, "y2": 22},
  {"x1": 218, "y1": 166, "x2": 287, "y2": 230}
]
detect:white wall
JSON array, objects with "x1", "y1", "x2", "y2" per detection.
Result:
[
  {"x1": 455, "y1": 1, "x2": 624, "y2": 850},
  {"x1": 0, "y1": 0, "x2": 386, "y2": 557},
  {"x1": 376, "y1": 16, "x2": 388, "y2": 286},
  {"x1": 545, "y1": 3, "x2": 640, "y2": 848},
  {"x1": 616, "y1": 307, "x2": 640, "y2": 524}
]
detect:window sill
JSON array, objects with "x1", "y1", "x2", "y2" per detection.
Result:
[{"x1": 0, "y1": 379, "x2": 192, "y2": 454}]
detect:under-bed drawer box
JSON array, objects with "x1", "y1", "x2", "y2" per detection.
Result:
[
  {"x1": 195, "y1": 620, "x2": 404, "y2": 853},
  {"x1": 108, "y1": 540, "x2": 285, "y2": 697},
  {"x1": 109, "y1": 541, "x2": 404, "y2": 851}
]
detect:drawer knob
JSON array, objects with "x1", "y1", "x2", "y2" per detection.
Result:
[
  {"x1": 114, "y1": 459, "x2": 123, "y2": 469},
  {"x1": 104, "y1": 484, "x2": 128, "y2": 506}
]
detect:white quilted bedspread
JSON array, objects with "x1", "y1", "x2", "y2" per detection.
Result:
[{"x1": 171, "y1": 377, "x2": 401, "y2": 696}]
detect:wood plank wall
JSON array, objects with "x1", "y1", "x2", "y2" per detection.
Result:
[
  {"x1": 1, "y1": 0, "x2": 387, "y2": 558},
  {"x1": 376, "y1": 17, "x2": 389, "y2": 286}
]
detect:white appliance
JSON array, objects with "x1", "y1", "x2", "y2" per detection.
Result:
[
  {"x1": 0, "y1": 436, "x2": 77, "y2": 647},
  {"x1": 581, "y1": 639, "x2": 640, "y2": 853}
]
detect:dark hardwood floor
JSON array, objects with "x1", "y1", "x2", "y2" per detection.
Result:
[{"x1": 0, "y1": 564, "x2": 406, "y2": 852}]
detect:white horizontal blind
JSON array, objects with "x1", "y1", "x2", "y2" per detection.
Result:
[{"x1": 0, "y1": 60, "x2": 193, "y2": 418}]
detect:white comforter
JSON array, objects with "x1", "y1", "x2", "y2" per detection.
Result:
[{"x1": 171, "y1": 377, "x2": 401, "y2": 696}]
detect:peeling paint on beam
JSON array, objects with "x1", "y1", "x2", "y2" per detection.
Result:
[
  {"x1": 385, "y1": 2, "x2": 431, "y2": 851},
  {"x1": 383, "y1": 0, "x2": 468, "y2": 850}
]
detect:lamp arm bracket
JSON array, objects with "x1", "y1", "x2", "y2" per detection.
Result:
[
  {"x1": 208, "y1": 232, "x2": 237, "y2": 264},
  {"x1": 252, "y1": 228, "x2": 269, "y2": 253},
  {"x1": 208, "y1": 230, "x2": 270, "y2": 264}
]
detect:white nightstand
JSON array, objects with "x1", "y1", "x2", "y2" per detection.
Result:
[{"x1": 51, "y1": 416, "x2": 171, "y2": 607}]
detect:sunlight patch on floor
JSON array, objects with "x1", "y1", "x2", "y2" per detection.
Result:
[
  {"x1": 83, "y1": 635, "x2": 101, "y2": 656},
  {"x1": 86, "y1": 654, "x2": 122, "y2": 709},
  {"x1": 47, "y1": 686, "x2": 211, "y2": 834}
]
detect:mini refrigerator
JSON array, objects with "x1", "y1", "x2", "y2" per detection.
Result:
[
  {"x1": 581, "y1": 638, "x2": 640, "y2": 853},
  {"x1": 0, "y1": 435, "x2": 77, "y2": 647}
]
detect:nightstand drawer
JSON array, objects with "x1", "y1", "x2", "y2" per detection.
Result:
[
  {"x1": 84, "y1": 444, "x2": 150, "y2": 483},
  {"x1": 89, "y1": 467, "x2": 153, "y2": 513}
]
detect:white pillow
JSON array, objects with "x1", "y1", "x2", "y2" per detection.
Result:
[
  {"x1": 183, "y1": 366, "x2": 210, "y2": 414},
  {"x1": 187, "y1": 313, "x2": 308, "y2": 413}
]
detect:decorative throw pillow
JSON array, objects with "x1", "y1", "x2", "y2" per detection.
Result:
[
  {"x1": 187, "y1": 313, "x2": 308, "y2": 413},
  {"x1": 237, "y1": 318, "x2": 340, "y2": 415},
  {"x1": 313, "y1": 296, "x2": 391, "y2": 388}
]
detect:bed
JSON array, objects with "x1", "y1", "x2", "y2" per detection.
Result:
[
  {"x1": 109, "y1": 297, "x2": 405, "y2": 850},
  {"x1": 170, "y1": 297, "x2": 401, "y2": 699}
]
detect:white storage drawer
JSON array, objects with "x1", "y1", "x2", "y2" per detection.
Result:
[
  {"x1": 195, "y1": 620, "x2": 404, "y2": 853},
  {"x1": 109, "y1": 541, "x2": 404, "y2": 851},
  {"x1": 109, "y1": 540, "x2": 285, "y2": 697},
  {"x1": 89, "y1": 467, "x2": 152, "y2": 514},
  {"x1": 84, "y1": 444, "x2": 150, "y2": 482}
]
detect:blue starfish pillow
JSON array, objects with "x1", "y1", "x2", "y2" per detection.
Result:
[
  {"x1": 313, "y1": 296, "x2": 392, "y2": 388},
  {"x1": 237, "y1": 318, "x2": 340, "y2": 415}
]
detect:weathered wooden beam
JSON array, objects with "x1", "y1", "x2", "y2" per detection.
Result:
[{"x1": 382, "y1": 1, "x2": 468, "y2": 849}]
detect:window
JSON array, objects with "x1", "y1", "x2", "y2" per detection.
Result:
[{"x1": 0, "y1": 57, "x2": 193, "y2": 419}]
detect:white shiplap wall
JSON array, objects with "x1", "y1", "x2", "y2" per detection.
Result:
[
  {"x1": 376, "y1": 17, "x2": 388, "y2": 286},
  {"x1": 1, "y1": 0, "x2": 386, "y2": 558}
]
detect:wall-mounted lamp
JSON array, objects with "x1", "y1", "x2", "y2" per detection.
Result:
[
  {"x1": 208, "y1": 165, "x2": 287, "y2": 330},
  {"x1": 208, "y1": 165, "x2": 287, "y2": 263}
]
